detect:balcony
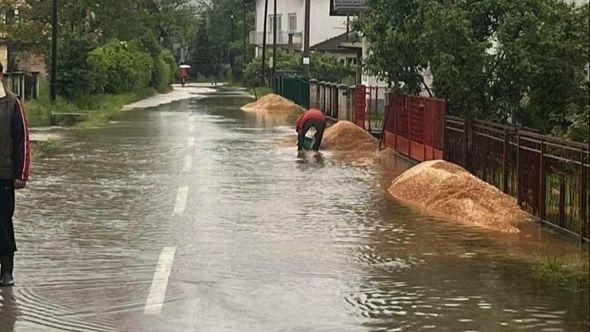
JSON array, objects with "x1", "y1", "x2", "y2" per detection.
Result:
[{"x1": 249, "y1": 31, "x2": 303, "y2": 47}]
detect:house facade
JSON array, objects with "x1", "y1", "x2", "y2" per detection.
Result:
[{"x1": 250, "y1": 0, "x2": 347, "y2": 56}]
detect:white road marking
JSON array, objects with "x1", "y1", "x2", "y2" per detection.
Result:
[
  {"x1": 173, "y1": 186, "x2": 189, "y2": 215},
  {"x1": 188, "y1": 137, "x2": 195, "y2": 147},
  {"x1": 182, "y1": 156, "x2": 192, "y2": 172},
  {"x1": 144, "y1": 247, "x2": 177, "y2": 315},
  {"x1": 189, "y1": 124, "x2": 195, "y2": 133}
]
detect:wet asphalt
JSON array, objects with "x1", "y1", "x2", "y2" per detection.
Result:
[{"x1": 1, "y1": 92, "x2": 588, "y2": 331}]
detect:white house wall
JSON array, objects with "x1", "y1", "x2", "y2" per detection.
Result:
[{"x1": 255, "y1": 0, "x2": 347, "y2": 51}]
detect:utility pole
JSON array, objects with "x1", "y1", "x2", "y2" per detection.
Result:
[
  {"x1": 271, "y1": 0, "x2": 277, "y2": 87},
  {"x1": 261, "y1": 0, "x2": 269, "y2": 86},
  {"x1": 303, "y1": 0, "x2": 310, "y2": 78},
  {"x1": 50, "y1": 0, "x2": 58, "y2": 118},
  {"x1": 243, "y1": 3, "x2": 247, "y2": 66}
]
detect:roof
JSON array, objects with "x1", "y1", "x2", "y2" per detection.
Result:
[{"x1": 311, "y1": 32, "x2": 359, "y2": 52}]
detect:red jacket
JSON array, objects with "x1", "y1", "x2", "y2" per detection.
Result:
[
  {"x1": 295, "y1": 109, "x2": 325, "y2": 133},
  {"x1": 179, "y1": 68, "x2": 189, "y2": 79}
]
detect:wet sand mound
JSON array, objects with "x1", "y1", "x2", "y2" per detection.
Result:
[
  {"x1": 388, "y1": 160, "x2": 532, "y2": 233},
  {"x1": 321, "y1": 121, "x2": 379, "y2": 151},
  {"x1": 241, "y1": 94, "x2": 304, "y2": 113}
]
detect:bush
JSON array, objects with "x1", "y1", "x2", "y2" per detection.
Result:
[
  {"x1": 243, "y1": 50, "x2": 302, "y2": 87},
  {"x1": 310, "y1": 52, "x2": 354, "y2": 83},
  {"x1": 55, "y1": 29, "x2": 98, "y2": 99},
  {"x1": 89, "y1": 40, "x2": 153, "y2": 94},
  {"x1": 151, "y1": 49, "x2": 177, "y2": 93},
  {"x1": 243, "y1": 51, "x2": 353, "y2": 86}
]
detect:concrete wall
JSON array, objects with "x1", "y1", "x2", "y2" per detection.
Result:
[
  {"x1": 0, "y1": 44, "x2": 7, "y2": 73},
  {"x1": 255, "y1": 0, "x2": 347, "y2": 53}
]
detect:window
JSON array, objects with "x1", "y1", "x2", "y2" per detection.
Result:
[
  {"x1": 288, "y1": 13, "x2": 297, "y2": 32},
  {"x1": 268, "y1": 15, "x2": 282, "y2": 32}
]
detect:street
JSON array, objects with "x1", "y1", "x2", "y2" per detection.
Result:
[{"x1": 2, "y1": 92, "x2": 588, "y2": 332}]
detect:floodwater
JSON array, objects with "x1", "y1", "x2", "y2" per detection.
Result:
[{"x1": 2, "y1": 92, "x2": 588, "y2": 331}]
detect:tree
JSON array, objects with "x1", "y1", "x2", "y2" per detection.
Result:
[
  {"x1": 189, "y1": 20, "x2": 219, "y2": 79},
  {"x1": 360, "y1": 0, "x2": 589, "y2": 141}
]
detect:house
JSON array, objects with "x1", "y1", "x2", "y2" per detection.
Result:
[
  {"x1": 310, "y1": 31, "x2": 359, "y2": 65},
  {"x1": 250, "y1": 0, "x2": 347, "y2": 56}
]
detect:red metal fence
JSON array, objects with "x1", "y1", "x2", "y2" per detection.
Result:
[
  {"x1": 382, "y1": 94, "x2": 446, "y2": 162},
  {"x1": 354, "y1": 85, "x2": 367, "y2": 129}
]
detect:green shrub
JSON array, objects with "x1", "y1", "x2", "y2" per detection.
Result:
[
  {"x1": 243, "y1": 50, "x2": 302, "y2": 87},
  {"x1": 55, "y1": 29, "x2": 98, "y2": 99},
  {"x1": 89, "y1": 40, "x2": 153, "y2": 94},
  {"x1": 243, "y1": 51, "x2": 353, "y2": 86},
  {"x1": 151, "y1": 49, "x2": 177, "y2": 93},
  {"x1": 310, "y1": 52, "x2": 354, "y2": 83}
]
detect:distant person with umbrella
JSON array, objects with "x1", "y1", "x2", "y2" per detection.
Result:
[{"x1": 179, "y1": 64, "x2": 191, "y2": 87}]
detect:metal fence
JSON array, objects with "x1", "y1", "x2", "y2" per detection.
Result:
[
  {"x1": 3, "y1": 71, "x2": 41, "y2": 100},
  {"x1": 292, "y1": 79, "x2": 590, "y2": 242},
  {"x1": 382, "y1": 94, "x2": 445, "y2": 161},
  {"x1": 445, "y1": 117, "x2": 589, "y2": 242},
  {"x1": 274, "y1": 74, "x2": 309, "y2": 109}
]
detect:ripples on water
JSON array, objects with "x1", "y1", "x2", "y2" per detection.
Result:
[{"x1": 2, "y1": 95, "x2": 587, "y2": 331}]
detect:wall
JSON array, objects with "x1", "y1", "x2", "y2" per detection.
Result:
[
  {"x1": 0, "y1": 44, "x2": 7, "y2": 72},
  {"x1": 255, "y1": 0, "x2": 347, "y2": 52}
]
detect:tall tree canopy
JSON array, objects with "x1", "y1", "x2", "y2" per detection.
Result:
[{"x1": 360, "y1": 0, "x2": 589, "y2": 141}]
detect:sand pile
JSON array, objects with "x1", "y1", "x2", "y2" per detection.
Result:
[
  {"x1": 241, "y1": 94, "x2": 304, "y2": 113},
  {"x1": 321, "y1": 121, "x2": 379, "y2": 151},
  {"x1": 388, "y1": 160, "x2": 532, "y2": 233}
]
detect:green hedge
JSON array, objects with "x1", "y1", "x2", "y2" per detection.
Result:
[
  {"x1": 89, "y1": 40, "x2": 153, "y2": 94},
  {"x1": 151, "y1": 49, "x2": 177, "y2": 93}
]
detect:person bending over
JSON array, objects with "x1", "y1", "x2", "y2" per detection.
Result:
[{"x1": 295, "y1": 109, "x2": 326, "y2": 151}]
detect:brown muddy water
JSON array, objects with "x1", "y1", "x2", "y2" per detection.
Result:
[{"x1": 2, "y1": 94, "x2": 588, "y2": 331}]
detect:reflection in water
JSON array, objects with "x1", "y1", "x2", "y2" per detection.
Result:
[
  {"x1": 297, "y1": 151, "x2": 326, "y2": 168},
  {"x1": 7, "y1": 94, "x2": 589, "y2": 331},
  {"x1": 0, "y1": 288, "x2": 16, "y2": 332}
]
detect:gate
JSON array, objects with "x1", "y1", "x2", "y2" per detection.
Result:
[
  {"x1": 354, "y1": 85, "x2": 367, "y2": 129},
  {"x1": 382, "y1": 94, "x2": 445, "y2": 162}
]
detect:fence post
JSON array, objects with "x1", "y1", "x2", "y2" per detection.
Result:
[
  {"x1": 331, "y1": 84, "x2": 338, "y2": 119},
  {"x1": 503, "y1": 128, "x2": 510, "y2": 194},
  {"x1": 559, "y1": 176, "x2": 566, "y2": 228},
  {"x1": 337, "y1": 84, "x2": 348, "y2": 121},
  {"x1": 309, "y1": 79, "x2": 318, "y2": 108},
  {"x1": 579, "y1": 149, "x2": 587, "y2": 244},
  {"x1": 539, "y1": 140, "x2": 546, "y2": 221},
  {"x1": 349, "y1": 85, "x2": 356, "y2": 122},
  {"x1": 318, "y1": 82, "x2": 325, "y2": 113},
  {"x1": 463, "y1": 120, "x2": 470, "y2": 170},
  {"x1": 516, "y1": 132, "x2": 521, "y2": 206}
]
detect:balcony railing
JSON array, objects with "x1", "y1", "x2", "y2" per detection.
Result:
[{"x1": 249, "y1": 31, "x2": 303, "y2": 47}]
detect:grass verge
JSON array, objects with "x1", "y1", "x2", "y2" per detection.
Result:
[
  {"x1": 24, "y1": 84, "x2": 156, "y2": 129},
  {"x1": 532, "y1": 255, "x2": 589, "y2": 287}
]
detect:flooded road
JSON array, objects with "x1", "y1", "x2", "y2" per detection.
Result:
[{"x1": 3, "y1": 93, "x2": 588, "y2": 331}]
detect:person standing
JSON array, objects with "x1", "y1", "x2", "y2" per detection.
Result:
[
  {"x1": 179, "y1": 66, "x2": 189, "y2": 87},
  {"x1": 295, "y1": 109, "x2": 326, "y2": 151},
  {"x1": 0, "y1": 63, "x2": 31, "y2": 287}
]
